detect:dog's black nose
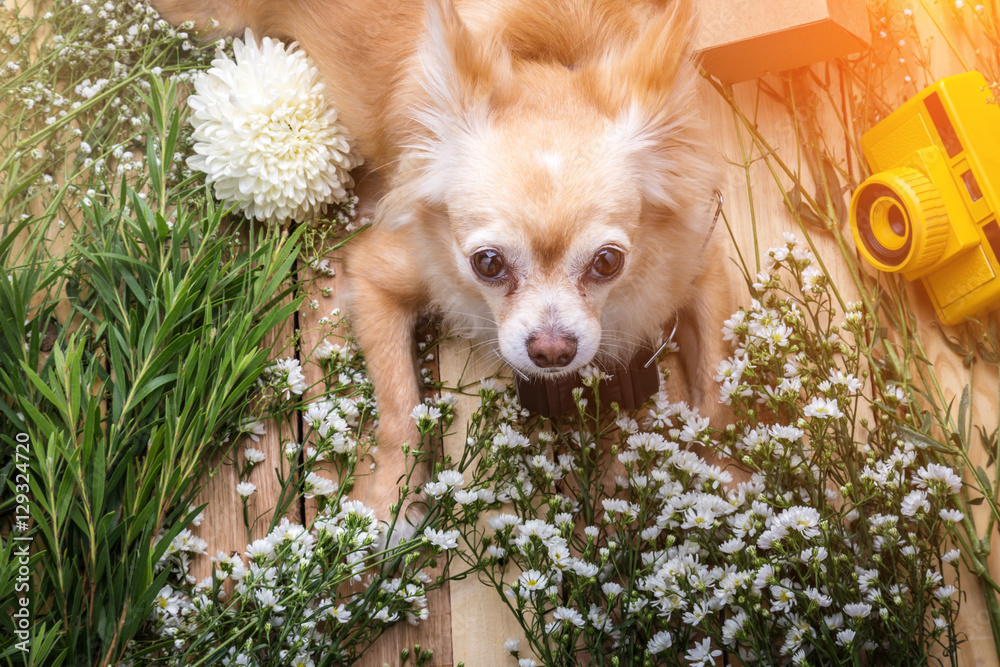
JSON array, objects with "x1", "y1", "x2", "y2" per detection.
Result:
[{"x1": 527, "y1": 332, "x2": 577, "y2": 368}]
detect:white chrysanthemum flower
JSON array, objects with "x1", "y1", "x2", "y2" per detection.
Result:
[
  {"x1": 187, "y1": 29, "x2": 360, "y2": 223},
  {"x1": 915, "y1": 463, "x2": 963, "y2": 495},
  {"x1": 777, "y1": 506, "x2": 822, "y2": 539},
  {"x1": 411, "y1": 402, "x2": 442, "y2": 425},
  {"x1": 803, "y1": 396, "x2": 843, "y2": 419},
  {"x1": 901, "y1": 489, "x2": 930, "y2": 516},
  {"x1": 579, "y1": 364, "x2": 610, "y2": 386},
  {"x1": 486, "y1": 514, "x2": 522, "y2": 531},
  {"x1": 935, "y1": 585, "x2": 958, "y2": 601},
  {"x1": 685, "y1": 638, "x2": 721, "y2": 665},
  {"x1": 940, "y1": 508, "x2": 964, "y2": 523},
  {"x1": 553, "y1": 606, "x2": 586, "y2": 627}
]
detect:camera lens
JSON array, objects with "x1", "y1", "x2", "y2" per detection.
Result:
[
  {"x1": 854, "y1": 184, "x2": 912, "y2": 267},
  {"x1": 850, "y1": 166, "x2": 950, "y2": 277},
  {"x1": 887, "y1": 205, "x2": 906, "y2": 236}
]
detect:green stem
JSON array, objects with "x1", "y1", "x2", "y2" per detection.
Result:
[{"x1": 982, "y1": 582, "x2": 1000, "y2": 658}]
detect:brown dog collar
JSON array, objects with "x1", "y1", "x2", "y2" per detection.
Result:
[{"x1": 515, "y1": 344, "x2": 660, "y2": 417}]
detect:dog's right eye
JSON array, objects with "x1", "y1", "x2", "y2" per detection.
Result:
[{"x1": 472, "y1": 249, "x2": 506, "y2": 281}]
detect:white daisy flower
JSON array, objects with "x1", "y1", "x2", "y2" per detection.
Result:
[
  {"x1": 329, "y1": 603, "x2": 352, "y2": 623},
  {"x1": 803, "y1": 396, "x2": 843, "y2": 419},
  {"x1": 236, "y1": 481, "x2": 257, "y2": 498},
  {"x1": 900, "y1": 489, "x2": 930, "y2": 516},
  {"x1": 552, "y1": 606, "x2": 585, "y2": 627},
  {"x1": 486, "y1": 514, "x2": 522, "y2": 531},
  {"x1": 517, "y1": 569, "x2": 548, "y2": 591},
  {"x1": 843, "y1": 602, "x2": 872, "y2": 619},
  {"x1": 579, "y1": 364, "x2": 610, "y2": 386},
  {"x1": 915, "y1": 463, "x2": 963, "y2": 495},
  {"x1": 243, "y1": 447, "x2": 266, "y2": 464},
  {"x1": 935, "y1": 585, "x2": 957, "y2": 601},
  {"x1": 436, "y1": 469, "x2": 465, "y2": 488},
  {"x1": 187, "y1": 29, "x2": 360, "y2": 223},
  {"x1": 315, "y1": 338, "x2": 338, "y2": 360},
  {"x1": 647, "y1": 630, "x2": 673, "y2": 654},
  {"x1": 304, "y1": 472, "x2": 339, "y2": 498},
  {"x1": 778, "y1": 506, "x2": 822, "y2": 539},
  {"x1": 254, "y1": 588, "x2": 285, "y2": 612},
  {"x1": 939, "y1": 508, "x2": 964, "y2": 523},
  {"x1": 685, "y1": 637, "x2": 721, "y2": 665},
  {"x1": 423, "y1": 527, "x2": 459, "y2": 550},
  {"x1": 240, "y1": 418, "x2": 267, "y2": 442},
  {"x1": 411, "y1": 402, "x2": 442, "y2": 426},
  {"x1": 453, "y1": 489, "x2": 478, "y2": 504},
  {"x1": 153, "y1": 585, "x2": 180, "y2": 617}
]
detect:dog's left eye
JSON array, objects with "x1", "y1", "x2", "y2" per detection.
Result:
[
  {"x1": 591, "y1": 247, "x2": 624, "y2": 279},
  {"x1": 472, "y1": 249, "x2": 506, "y2": 281}
]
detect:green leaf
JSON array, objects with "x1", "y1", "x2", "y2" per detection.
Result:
[
  {"x1": 124, "y1": 372, "x2": 178, "y2": 414},
  {"x1": 19, "y1": 361, "x2": 68, "y2": 417},
  {"x1": 896, "y1": 425, "x2": 951, "y2": 454},
  {"x1": 975, "y1": 466, "x2": 994, "y2": 498},
  {"x1": 88, "y1": 412, "x2": 107, "y2": 520},
  {"x1": 958, "y1": 385, "x2": 970, "y2": 447}
]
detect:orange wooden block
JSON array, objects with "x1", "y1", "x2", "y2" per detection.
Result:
[{"x1": 695, "y1": 0, "x2": 870, "y2": 83}]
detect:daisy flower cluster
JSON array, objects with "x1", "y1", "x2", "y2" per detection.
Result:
[
  {"x1": 146, "y1": 503, "x2": 437, "y2": 666},
  {"x1": 2, "y1": 0, "x2": 221, "y2": 231},
  {"x1": 133, "y1": 313, "x2": 459, "y2": 665},
  {"x1": 433, "y1": 233, "x2": 965, "y2": 666}
]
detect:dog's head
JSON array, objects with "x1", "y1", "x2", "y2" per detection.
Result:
[{"x1": 382, "y1": 0, "x2": 718, "y2": 378}]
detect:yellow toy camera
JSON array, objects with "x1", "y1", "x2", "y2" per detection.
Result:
[{"x1": 850, "y1": 71, "x2": 1000, "y2": 325}]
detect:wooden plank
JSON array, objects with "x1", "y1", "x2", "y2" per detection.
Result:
[
  {"x1": 295, "y1": 207, "x2": 454, "y2": 666},
  {"x1": 439, "y1": 340, "x2": 527, "y2": 667}
]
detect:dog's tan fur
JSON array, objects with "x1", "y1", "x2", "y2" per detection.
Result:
[{"x1": 153, "y1": 0, "x2": 734, "y2": 516}]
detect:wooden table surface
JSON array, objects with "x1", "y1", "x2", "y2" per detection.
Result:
[{"x1": 190, "y1": 2, "x2": 1000, "y2": 665}]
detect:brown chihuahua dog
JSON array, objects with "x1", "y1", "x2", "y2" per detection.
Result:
[{"x1": 153, "y1": 0, "x2": 732, "y2": 527}]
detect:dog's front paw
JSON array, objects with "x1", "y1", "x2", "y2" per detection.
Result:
[{"x1": 357, "y1": 417, "x2": 430, "y2": 550}]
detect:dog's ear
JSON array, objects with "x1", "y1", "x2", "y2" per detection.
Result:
[
  {"x1": 627, "y1": 0, "x2": 698, "y2": 107},
  {"x1": 374, "y1": 0, "x2": 512, "y2": 229},
  {"x1": 584, "y1": 0, "x2": 697, "y2": 109},
  {"x1": 419, "y1": 0, "x2": 511, "y2": 115},
  {"x1": 586, "y1": 0, "x2": 716, "y2": 217}
]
